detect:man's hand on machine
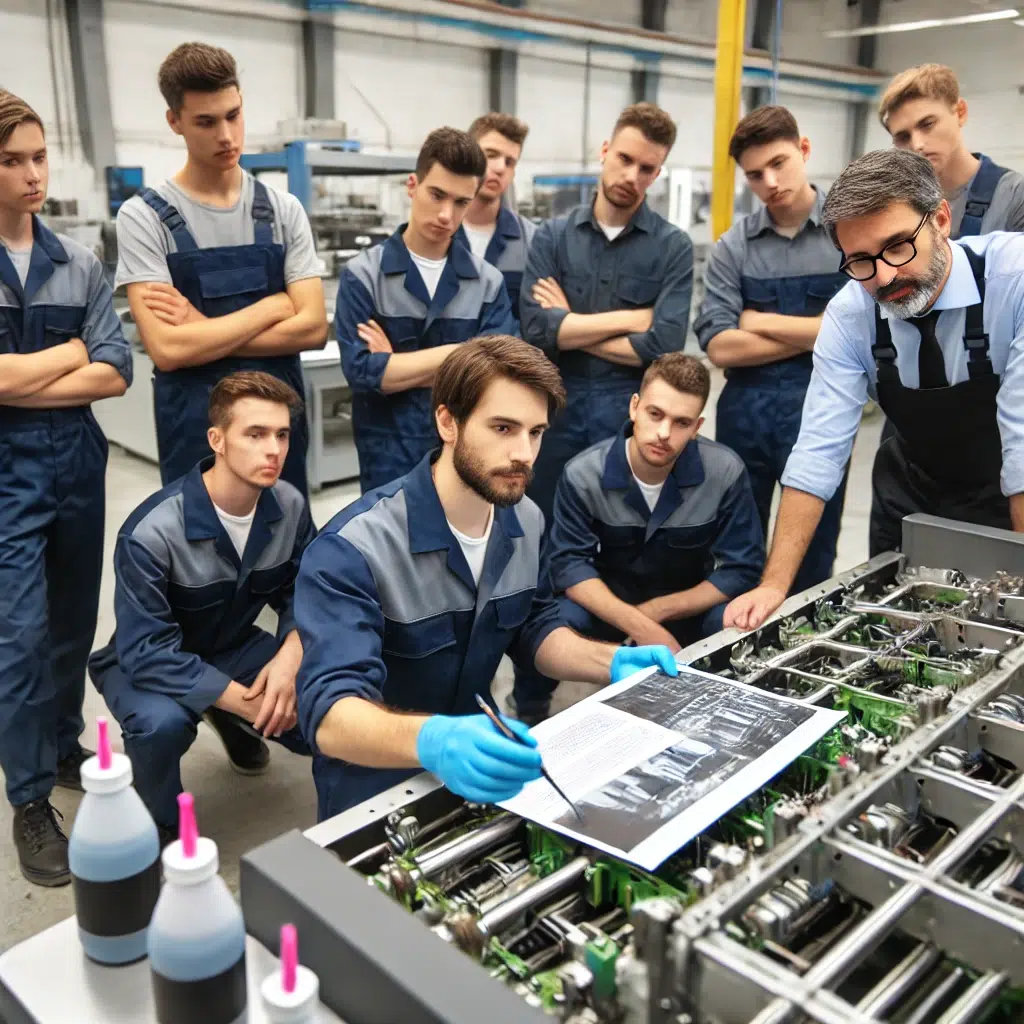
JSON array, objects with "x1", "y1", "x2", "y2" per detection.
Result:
[
  {"x1": 723, "y1": 583, "x2": 788, "y2": 633},
  {"x1": 610, "y1": 645, "x2": 679, "y2": 683},
  {"x1": 138, "y1": 283, "x2": 205, "y2": 327},
  {"x1": 243, "y1": 648, "x2": 301, "y2": 737},
  {"x1": 416, "y1": 714, "x2": 543, "y2": 804}
]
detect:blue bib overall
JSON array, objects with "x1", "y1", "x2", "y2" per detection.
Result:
[{"x1": 139, "y1": 182, "x2": 309, "y2": 494}]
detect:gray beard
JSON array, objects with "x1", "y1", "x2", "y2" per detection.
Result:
[{"x1": 877, "y1": 235, "x2": 949, "y2": 320}]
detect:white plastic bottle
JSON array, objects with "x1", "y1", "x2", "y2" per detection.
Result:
[
  {"x1": 147, "y1": 792, "x2": 248, "y2": 1024},
  {"x1": 261, "y1": 923, "x2": 319, "y2": 1023},
  {"x1": 69, "y1": 717, "x2": 161, "y2": 965}
]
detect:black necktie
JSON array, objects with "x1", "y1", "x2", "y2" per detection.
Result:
[{"x1": 914, "y1": 309, "x2": 947, "y2": 390}]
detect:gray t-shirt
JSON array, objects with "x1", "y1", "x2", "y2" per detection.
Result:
[
  {"x1": 114, "y1": 171, "x2": 320, "y2": 291},
  {"x1": 4, "y1": 244, "x2": 32, "y2": 287},
  {"x1": 947, "y1": 163, "x2": 1024, "y2": 236}
]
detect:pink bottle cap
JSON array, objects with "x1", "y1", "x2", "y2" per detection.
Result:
[
  {"x1": 96, "y1": 717, "x2": 112, "y2": 771},
  {"x1": 178, "y1": 792, "x2": 199, "y2": 858},
  {"x1": 280, "y1": 924, "x2": 298, "y2": 994}
]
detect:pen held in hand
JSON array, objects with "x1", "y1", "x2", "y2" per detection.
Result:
[{"x1": 473, "y1": 693, "x2": 586, "y2": 824}]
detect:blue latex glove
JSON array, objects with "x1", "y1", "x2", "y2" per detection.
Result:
[
  {"x1": 417, "y1": 713, "x2": 543, "y2": 804},
  {"x1": 610, "y1": 644, "x2": 679, "y2": 683}
]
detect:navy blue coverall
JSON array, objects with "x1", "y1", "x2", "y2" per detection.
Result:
[
  {"x1": 519, "y1": 201, "x2": 694, "y2": 525},
  {"x1": 295, "y1": 453, "x2": 564, "y2": 820},
  {"x1": 335, "y1": 227, "x2": 517, "y2": 493},
  {"x1": 693, "y1": 189, "x2": 848, "y2": 592},
  {"x1": 453, "y1": 205, "x2": 536, "y2": 323},
  {"x1": 88, "y1": 460, "x2": 314, "y2": 828},
  {"x1": 0, "y1": 218, "x2": 131, "y2": 807},
  {"x1": 512, "y1": 425, "x2": 765, "y2": 714},
  {"x1": 135, "y1": 182, "x2": 310, "y2": 494}
]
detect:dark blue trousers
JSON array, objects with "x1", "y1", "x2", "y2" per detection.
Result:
[
  {"x1": 98, "y1": 628, "x2": 309, "y2": 828},
  {"x1": 0, "y1": 412, "x2": 107, "y2": 806}
]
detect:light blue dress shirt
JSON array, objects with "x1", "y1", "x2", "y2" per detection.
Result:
[{"x1": 781, "y1": 232, "x2": 1024, "y2": 502}]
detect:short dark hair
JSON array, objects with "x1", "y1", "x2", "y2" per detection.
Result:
[
  {"x1": 468, "y1": 113, "x2": 529, "y2": 148},
  {"x1": 640, "y1": 353, "x2": 711, "y2": 405},
  {"x1": 208, "y1": 371, "x2": 303, "y2": 428},
  {"x1": 612, "y1": 103, "x2": 677, "y2": 151},
  {"x1": 159, "y1": 42, "x2": 239, "y2": 113},
  {"x1": 0, "y1": 90, "x2": 43, "y2": 150},
  {"x1": 433, "y1": 336, "x2": 566, "y2": 423},
  {"x1": 729, "y1": 106, "x2": 801, "y2": 163},
  {"x1": 415, "y1": 127, "x2": 486, "y2": 181}
]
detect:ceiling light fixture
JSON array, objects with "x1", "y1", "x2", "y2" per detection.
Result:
[{"x1": 825, "y1": 8, "x2": 1020, "y2": 37}]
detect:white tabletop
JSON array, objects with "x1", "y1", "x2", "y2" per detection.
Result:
[{"x1": 0, "y1": 918, "x2": 343, "y2": 1023}]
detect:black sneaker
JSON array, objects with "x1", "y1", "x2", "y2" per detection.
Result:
[
  {"x1": 202, "y1": 707, "x2": 270, "y2": 776},
  {"x1": 55, "y1": 746, "x2": 94, "y2": 792},
  {"x1": 13, "y1": 799, "x2": 70, "y2": 887}
]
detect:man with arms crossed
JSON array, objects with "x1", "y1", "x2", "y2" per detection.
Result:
[
  {"x1": 519, "y1": 102, "x2": 694, "y2": 527},
  {"x1": 295, "y1": 337, "x2": 677, "y2": 820},
  {"x1": 455, "y1": 113, "x2": 536, "y2": 322},
  {"x1": 725, "y1": 150, "x2": 1024, "y2": 633},
  {"x1": 695, "y1": 106, "x2": 849, "y2": 591},
  {"x1": 89, "y1": 372, "x2": 314, "y2": 842},
  {"x1": 0, "y1": 90, "x2": 131, "y2": 886},
  {"x1": 116, "y1": 42, "x2": 327, "y2": 493},
  {"x1": 335, "y1": 127, "x2": 516, "y2": 493}
]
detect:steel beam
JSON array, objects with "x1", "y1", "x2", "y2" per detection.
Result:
[
  {"x1": 488, "y1": 0, "x2": 522, "y2": 113},
  {"x1": 303, "y1": 16, "x2": 335, "y2": 120},
  {"x1": 847, "y1": 0, "x2": 881, "y2": 161},
  {"x1": 64, "y1": 0, "x2": 116, "y2": 173},
  {"x1": 631, "y1": 0, "x2": 667, "y2": 105},
  {"x1": 743, "y1": 0, "x2": 775, "y2": 114}
]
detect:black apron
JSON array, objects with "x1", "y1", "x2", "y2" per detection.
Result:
[{"x1": 869, "y1": 246, "x2": 1009, "y2": 555}]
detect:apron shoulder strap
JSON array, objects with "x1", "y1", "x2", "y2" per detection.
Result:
[
  {"x1": 250, "y1": 179, "x2": 277, "y2": 247},
  {"x1": 871, "y1": 304, "x2": 901, "y2": 384},
  {"x1": 958, "y1": 154, "x2": 1010, "y2": 238},
  {"x1": 960, "y1": 244, "x2": 993, "y2": 380},
  {"x1": 138, "y1": 187, "x2": 198, "y2": 253}
]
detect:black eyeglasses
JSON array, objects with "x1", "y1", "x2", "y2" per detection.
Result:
[{"x1": 838, "y1": 211, "x2": 931, "y2": 281}]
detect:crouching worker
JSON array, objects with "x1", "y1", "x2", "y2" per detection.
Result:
[
  {"x1": 294, "y1": 335, "x2": 678, "y2": 820},
  {"x1": 511, "y1": 353, "x2": 764, "y2": 722},
  {"x1": 89, "y1": 371, "x2": 315, "y2": 840}
]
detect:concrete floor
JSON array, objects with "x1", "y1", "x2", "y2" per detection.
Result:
[{"x1": 0, "y1": 368, "x2": 883, "y2": 952}]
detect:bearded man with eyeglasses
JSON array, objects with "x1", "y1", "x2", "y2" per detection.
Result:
[{"x1": 722, "y1": 148, "x2": 1024, "y2": 633}]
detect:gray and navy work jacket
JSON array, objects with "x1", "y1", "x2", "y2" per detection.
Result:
[
  {"x1": 335, "y1": 226, "x2": 517, "y2": 492},
  {"x1": 295, "y1": 452, "x2": 564, "y2": 811},
  {"x1": 0, "y1": 217, "x2": 132, "y2": 421},
  {"x1": 453, "y1": 205, "x2": 536, "y2": 320},
  {"x1": 693, "y1": 187, "x2": 847, "y2": 388},
  {"x1": 548, "y1": 424, "x2": 765, "y2": 610},
  {"x1": 88, "y1": 459, "x2": 316, "y2": 714}
]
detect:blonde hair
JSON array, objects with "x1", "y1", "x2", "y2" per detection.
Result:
[
  {"x1": 0, "y1": 90, "x2": 43, "y2": 149},
  {"x1": 879, "y1": 64, "x2": 960, "y2": 128}
]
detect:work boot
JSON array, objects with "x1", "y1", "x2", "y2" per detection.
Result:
[
  {"x1": 13, "y1": 798, "x2": 70, "y2": 887},
  {"x1": 55, "y1": 746, "x2": 94, "y2": 792},
  {"x1": 203, "y1": 707, "x2": 270, "y2": 776}
]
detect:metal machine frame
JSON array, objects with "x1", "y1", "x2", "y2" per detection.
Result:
[{"x1": 241, "y1": 516, "x2": 1024, "y2": 1023}]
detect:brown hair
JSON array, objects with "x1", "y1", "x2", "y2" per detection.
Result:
[
  {"x1": 158, "y1": 42, "x2": 239, "y2": 113},
  {"x1": 208, "y1": 371, "x2": 303, "y2": 428},
  {"x1": 879, "y1": 64, "x2": 960, "y2": 128},
  {"x1": 433, "y1": 336, "x2": 566, "y2": 423},
  {"x1": 612, "y1": 102, "x2": 677, "y2": 151},
  {"x1": 640, "y1": 353, "x2": 711, "y2": 405},
  {"x1": 468, "y1": 113, "x2": 529, "y2": 148},
  {"x1": 415, "y1": 127, "x2": 486, "y2": 181},
  {"x1": 0, "y1": 90, "x2": 44, "y2": 150},
  {"x1": 728, "y1": 106, "x2": 801, "y2": 162}
]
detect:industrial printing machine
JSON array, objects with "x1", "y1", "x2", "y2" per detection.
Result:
[{"x1": 241, "y1": 515, "x2": 1024, "y2": 1024}]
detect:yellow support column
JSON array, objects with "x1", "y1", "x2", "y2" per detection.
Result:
[{"x1": 711, "y1": 0, "x2": 747, "y2": 240}]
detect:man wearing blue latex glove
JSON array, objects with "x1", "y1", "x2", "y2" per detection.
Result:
[{"x1": 295, "y1": 336, "x2": 678, "y2": 819}]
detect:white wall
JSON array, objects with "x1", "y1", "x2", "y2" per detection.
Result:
[{"x1": 864, "y1": 0, "x2": 1024, "y2": 171}]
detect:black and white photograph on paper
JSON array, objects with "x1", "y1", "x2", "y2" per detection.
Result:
[{"x1": 501, "y1": 667, "x2": 845, "y2": 870}]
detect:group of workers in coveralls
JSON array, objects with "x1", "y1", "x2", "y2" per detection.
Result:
[{"x1": 2, "y1": 42, "x2": 1024, "y2": 891}]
